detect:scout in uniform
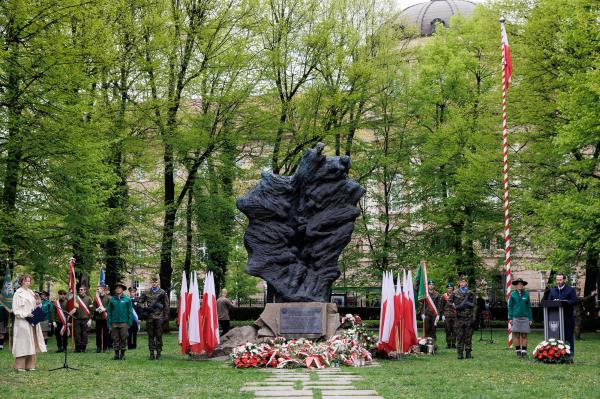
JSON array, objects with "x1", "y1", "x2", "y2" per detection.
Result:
[
  {"x1": 449, "y1": 276, "x2": 476, "y2": 359},
  {"x1": 507, "y1": 277, "x2": 533, "y2": 357},
  {"x1": 127, "y1": 286, "x2": 139, "y2": 349},
  {"x1": 107, "y1": 282, "x2": 133, "y2": 360},
  {"x1": 39, "y1": 291, "x2": 54, "y2": 345},
  {"x1": 53, "y1": 290, "x2": 69, "y2": 352},
  {"x1": 440, "y1": 283, "x2": 457, "y2": 349},
  {"x1": 139, "y1": 277, "x2": 169, "y2": 360},
  {"x1": 69, "y1": 286, "x2": 93, "y2": 353}
]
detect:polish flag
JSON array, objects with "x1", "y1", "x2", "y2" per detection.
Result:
[
  {"x1": 388, "y1": 273, "x2": 404, "y2": 352},
  {"x1": 200, "y1": 271, "x2": 219, "y2": 354},
  {"x1": 66, "y1": 258, "x2": 76, "y2": 313},
  {"x1": 378, "y1": 271, "x2": 396, "y2": 352},
  {"x1": 178, "y1": 271, "x2": 189, "y2": 354},
  {"x1": 188, "y1": 271, "x2": 202, "y2": 353},
  {"x1": 501, "y1": 20, "x2": 512, "y2": 87},
  {"x1": 403, "y1": 269, "x2": 418, "y2": 350}
]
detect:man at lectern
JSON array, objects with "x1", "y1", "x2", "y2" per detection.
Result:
[{"x1": 548, "y1": 273, "x2": 577, "y2": 356}]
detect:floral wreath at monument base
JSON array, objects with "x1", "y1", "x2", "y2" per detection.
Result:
[{"x1": 532, "y1": 339, "x2": 572, "y2": 364}]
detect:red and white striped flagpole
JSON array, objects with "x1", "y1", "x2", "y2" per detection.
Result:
[{"x1": 500, "y1": 17, "x2": 513, "y2": 348}]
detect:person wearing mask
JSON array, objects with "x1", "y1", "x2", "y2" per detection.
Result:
[
  {"x1": 548, "y1": 273, "x2": 577, "y2": 357},
  {"x1": 107, "y1": 282, "x2": 133, "y2": 360},
  {"x1": 508, "y1": 278, "x2": 533, "y2": 357},
  {"x1": 139, "y1": 277, "x2": 169, "y2": 360},
  {"x1": 440, "y1": 283, "x2": 457, "y2": 349},
  {"x1": 12, "y1": 274, "x2": 47, "y2": 371},
  {"x1": 449, "y1": 276, "x2": 476, "y2": 360},
  {"x1": 216, "y1": 289, "x2": 235, "y2": 336}
]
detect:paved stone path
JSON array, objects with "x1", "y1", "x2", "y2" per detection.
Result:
[{"x1": 240, "y1": 367, "x2": 383, "y2": 399}]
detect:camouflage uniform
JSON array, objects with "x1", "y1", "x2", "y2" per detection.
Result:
[
  {"x1": 440, "y1": 292, "x2": 457, "y2": 348},
  {"x1": 140, "y1": 288, "x2": 169, "y2": 358},
  {"x1": 419, "y1": 290, "x2": 440, "y2": 341},
  {"x1": 449, "y1": 287, "x2": 476, "y2": 359}
]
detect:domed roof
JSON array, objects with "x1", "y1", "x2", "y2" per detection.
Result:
[{"x1": 401, "y1": 0, "x2": 476, "y2": 37}]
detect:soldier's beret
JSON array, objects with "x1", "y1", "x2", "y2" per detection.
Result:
[
  {"x1": 428, "y1": 280, "x2": 435, "y2": 285},
  {"x1": 446, "y1": 283, "x2": 454, "y2": 288}
]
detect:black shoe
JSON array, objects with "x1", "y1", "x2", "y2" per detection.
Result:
[
  {"x1": 114, "y1": 351, "x2": 120, "y2": 360},
  {"x1": 466, "y1": 351, "x2": 472, "y2": 359},
  {"x1": 96, "y1": 348, "x2": 101, "y2": 353},
  {"x1": 457, "y1": 351, "x2": 464, "y2": 360},
  {"x1": 155, "y1": 352, "x2": 161, "y2": 360},
  {"x1": 451, "y1": 343, "x2": 456, "y2": 348},
  {"x1": 149, "y1": 352, "x2": 155, "y2": 360},
  {"x1": 119, "y1": 350, "x2": 125, "y2": 360},
  {"x1": 56, "y1": 348, "x2": 64, "y2": 353},
  {"x1": 81, "y1": 346, "x2": 87, "y2": 353}
]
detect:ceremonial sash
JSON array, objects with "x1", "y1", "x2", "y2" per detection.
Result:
[
  {"x1": 54, "y1": 300, "x2": 68, "y2": 335},
  {"x1": 94, "y1": 294, "x2": 108, "y2": 319},
  {"x1": 77, "y1": 296, "x2": 91, "y2": 316},
  {"x1": 132, "y1": 308, "x2": 141, "y2": 332}
]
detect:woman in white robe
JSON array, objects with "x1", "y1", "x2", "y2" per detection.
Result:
[{"x1": 12, "y1": 274, "x2": 47, "y2": 371}]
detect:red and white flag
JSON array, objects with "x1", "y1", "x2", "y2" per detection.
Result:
[
  {"x1": 66, "y1": 258, "x2": 76, "y2": 313},
  {"x1": 178, "y1": 271, "x2": 189, "y2": 354},
  {"x1": 54, "y1": 299, "x2": 68, "y2": 335},
  {"x1": 188, "y1": 271, "x2": 201, "y2": 353},
  {"x1": 421, "y1": 260, "x2": 439, "y2": 317},
  {"x1": 378, "y1": 271, "x2": 397, "y2": 352},
  {"x1": 501, "y1": 20, "x2": 513, "y2": 87},
  {"x1": 405, "y1": 269, "x2": 419, "y2": 343},
  {"x1": 200, "y1": 271, "x2": 219, "y2": 354},
  {"x1": 94, "y1": 293, "x2": 107, "y2": 319}
]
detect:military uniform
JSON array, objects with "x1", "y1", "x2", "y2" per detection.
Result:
[
  {"x1": 140, "y1": 287, "x2": 169, "y2": 359},
  {"x1": 54, "y1": 297, "x2": 69, "y2": 352},
  {"x1": 94, "y1": 292, "x2": 111, "y2": 352},
  {"x1": 419, "y1": 290, "x2": 440, "y2": 341},
  {"x1": 449, "y1": 285, "x2": 476, "y2": 359},
  {"x1": 73, "y1": 294, "x2": 94, "y2": 352},
  {"x1": 440, "y1": 291, "x2": 457, "y2": 348},
  {"x1": 107, "y1": 288, "x2": 133, "y2": 360}
]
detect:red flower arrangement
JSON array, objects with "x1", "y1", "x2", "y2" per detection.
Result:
[{"x1": 532, "y1": 339, "x2": 572, "y2": 364}]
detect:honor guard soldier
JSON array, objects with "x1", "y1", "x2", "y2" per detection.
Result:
[
  {"x1": 94, "y1": 284, "x2": 111, "y2": 352},
  {"x1": 69, "y1": 286, "x2": 93, "y2": 353},
  {"x1": 449, "y1": 276, "x2": 476, "y2": 359},
  {"x1": 139, "y1": 277, "x2": 169, "y2": 360},
  {"x1": 127, "y1": 286, "x2": 139, "y2": 349},
  {"x1": 440, "y1": 283, "x2": 457, "y2": 349},
  {"x1": 419, "y1": 281, "x2": 441, "y2": 343},
  {"x1": 107, "y1": 282, "x2": 133, "y2": 360}
]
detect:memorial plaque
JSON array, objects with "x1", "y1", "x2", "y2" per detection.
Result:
[{"x1": 279, "y1": 307, "x2": 323, "y2": 335}]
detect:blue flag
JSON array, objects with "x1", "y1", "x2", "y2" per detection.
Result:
[
  {"x1": 0, "y1": 265, "x2": 14, "y2": 311},
  {"x1": 98, "y1": 269, "x2": 105, "y2": 288}
]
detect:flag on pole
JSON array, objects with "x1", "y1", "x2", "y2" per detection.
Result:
[
  {"x1": 406, "y1": 269, "x2": 419, "y2": 342},
  {"x1": 500, "y1": 17, "x2": 513, "y2": 348},
  {"x1": 199, "y1": 271, "x2": 219, "y2": 354},
  {"x1": 402, "y1": 270, "x2": 417, "y2": 350},
  {"x1": 415, "y1": 260, "x2": 439, "y2": 317},
  {"x1": 98, "y1": 269, "x2": 106, "y2": 288},
  {"x1": 501, "y1": 20, "x2": 513, "y2": 87},
  {"x1": 0, "y1": 264, "x2": 14, "y2": 311},
  {"x1": 66, "y1": 258, "x2": 76, "y2": 313},
  {"x1": 188, "y1": 271, "x2": 201, "y2": 353},
  {"x1": 378, "y1": 271, "x2": 396, "y2": 352},
  {"x1": 178, "y1": 271, "x2": 190, "y2": 354}
]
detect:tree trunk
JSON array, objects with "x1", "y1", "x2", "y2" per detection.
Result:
[
  {"x1": 584, "y1": 247, "x2": 599, "y2": 296},
  {"x1": 183, "y1": 180, "x2": 194, "y2": 278},
  {"x1": 160, "y1": 142, "x2": 176, "y2": 292}
]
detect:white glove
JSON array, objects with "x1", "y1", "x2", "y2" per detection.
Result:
[
  {"x1": 442, "y1": 315, "x2": 446, "y2": 322},
  {"x1": 86, "y1": 319, "x2": 92, "y2": 328},
  {"x1": 434, "y1": 315, "x2": 439, "y2": 327},
  {"x1": 421, "y1": 314, "x2": 425, "y2": 321},
  {"x1": 52, "y1": 322, "x2": 57, "y2": 328}
]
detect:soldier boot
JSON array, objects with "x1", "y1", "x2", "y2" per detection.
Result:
[
  {"x1": 465, "y1": 350, "x2": 472, "y2": 359},
  {"x1": 149, "y1": 351, "x2": 155, "y2": 360},
  {"x1": 155, "y1": 351, "x2": 161, "y2": 360},
  {"x1": 119, "y1": 350, "x2": 125, "y2": 360},
  {"x1": 114, "y1": 350, "x2": 120, "y2": 360}
]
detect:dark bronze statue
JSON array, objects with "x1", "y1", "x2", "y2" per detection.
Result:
[{"x1": 237, "y1": 143, "x2": 364, "y2": 302}]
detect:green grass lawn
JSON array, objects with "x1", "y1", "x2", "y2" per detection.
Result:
[{"x1": 1, "y1": 331, "x2": 599, "y2": 399}]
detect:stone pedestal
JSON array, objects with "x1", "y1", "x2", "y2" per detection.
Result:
[{"x1": 256, "y1": 302, "x2": 341, "y2": 340}]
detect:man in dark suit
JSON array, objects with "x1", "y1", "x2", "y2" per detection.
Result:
[{"x1": 548, "y1": 273, "x2": 577, "y2": 356}]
